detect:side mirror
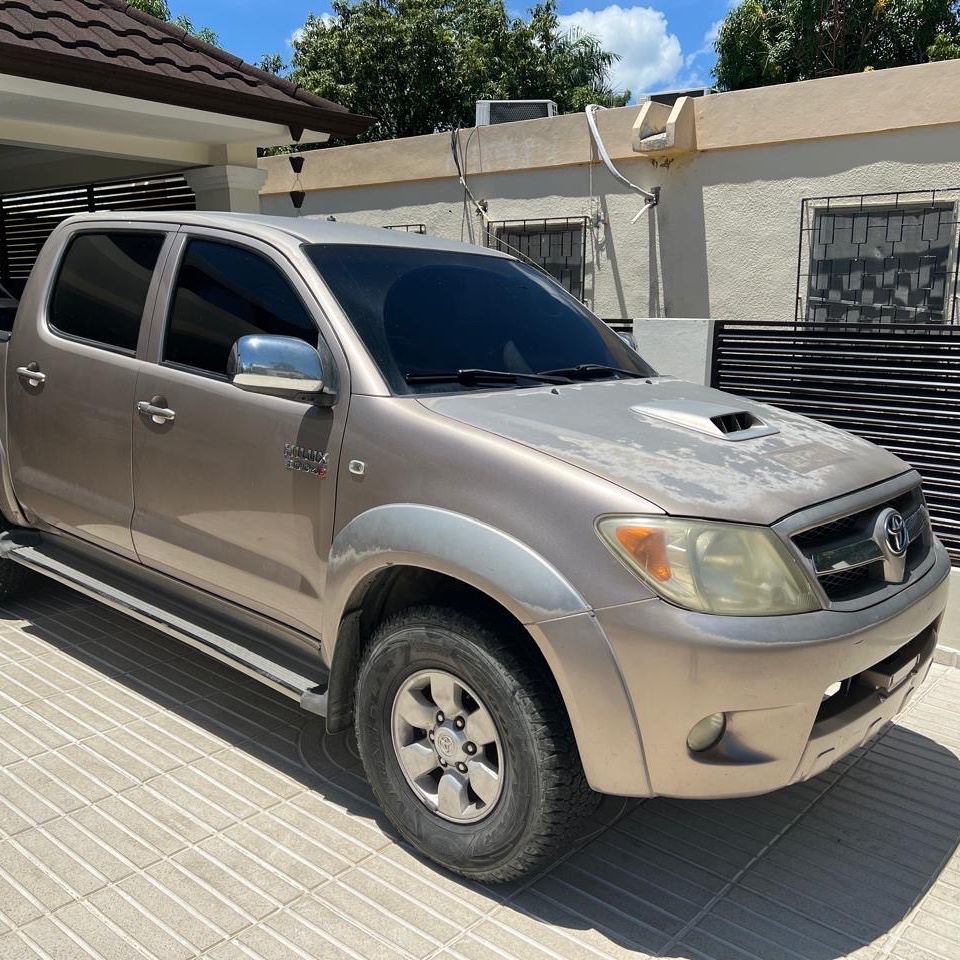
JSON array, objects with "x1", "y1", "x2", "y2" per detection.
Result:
[
  {"x1": 228, "y1": 335, "x2": 327, "y2": 398},
  {"x1": 618, "y1": 332, "x2": 639, "y2": 352}
]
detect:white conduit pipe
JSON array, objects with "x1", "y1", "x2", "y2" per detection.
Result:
[{"x1": 585, "y1": 103, "x2": 658, "y2": 222}]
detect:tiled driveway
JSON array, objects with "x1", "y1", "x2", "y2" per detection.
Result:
[{"x1": 0, "y1": 582, "x2": 958, "y2": 960}]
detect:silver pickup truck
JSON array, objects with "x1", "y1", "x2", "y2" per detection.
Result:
[{"x1": 0, "y1": 212, "x2": 950, "y2": 882}]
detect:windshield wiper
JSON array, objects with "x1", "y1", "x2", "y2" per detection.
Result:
[
  {"x1": 537, "y1": 363, "x2": 645, "y2": 380},
  {"x1": 404, "y1": 368, "x2": 572, "y2": 386}
]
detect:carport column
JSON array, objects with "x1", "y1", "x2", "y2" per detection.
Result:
[{"x1": 184, "y1": 165, "x2": 267, "y2": 213}]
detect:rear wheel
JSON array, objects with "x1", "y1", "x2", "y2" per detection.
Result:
[{"x1": 354, "y1": 605, "x2": 597, "y2": 882}]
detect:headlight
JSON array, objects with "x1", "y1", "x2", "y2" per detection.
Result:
[{"x1": 596, "y1": 516, "x2": 819, "y2": 616}]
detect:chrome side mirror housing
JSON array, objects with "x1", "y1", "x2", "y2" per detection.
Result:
[
  {"x1": 618, "y1": 331, "x2": 639, "y2": 352},
  {"x1": 228, "y1": 335, "x2": 330, "y2": 400}
]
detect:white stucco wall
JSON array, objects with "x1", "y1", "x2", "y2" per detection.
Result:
[
  {"x1": 662, "y1": 124, "x2": 960, "y2": 321},
  {"x1": 260, "y1": 157, "x2": 660, "y2": 324}
]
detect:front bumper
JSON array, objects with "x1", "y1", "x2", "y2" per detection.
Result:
[{"x1": 579, "y1": 538, "x2": 951, "y2": 798}]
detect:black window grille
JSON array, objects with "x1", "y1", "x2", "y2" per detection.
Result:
[
  {"x1": 383, "y1": 223, "x2": 426, "y2": 234},
  {"x1": 486, "y1": 217, "x2": 588, "y2": 300},
  {"x1": 0, "y1": 174, "x2": 195, "y2": 297},
  {"x1": 797, "y1": 189, "x2": 960, "y2": 325}
]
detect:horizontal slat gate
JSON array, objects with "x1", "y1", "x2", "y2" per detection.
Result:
[
  {"x1": 710, "y1": 321, "x2": 960, "y2": 563},
  {"x1": 0, "y1": 175, "x2": 195, "y2": 295}
]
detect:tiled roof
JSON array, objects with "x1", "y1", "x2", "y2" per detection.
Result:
[{"x1": 0, "y1": 0, "x2": 375, "y2": 138}]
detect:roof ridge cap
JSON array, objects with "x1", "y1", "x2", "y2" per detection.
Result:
[{"x1": 93, "y1": 0, "x2": 352, "y2": 116}]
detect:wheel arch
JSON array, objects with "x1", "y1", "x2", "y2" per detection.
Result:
[{"x1": 321, "y1": 504, "x2": 589, "y2": 733}]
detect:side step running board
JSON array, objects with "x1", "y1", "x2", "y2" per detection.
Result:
[{"x1": 4, "y1": 539, "x2": 328, "y2": 716}]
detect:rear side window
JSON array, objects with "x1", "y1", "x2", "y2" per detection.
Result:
[
  {"x1": 164, "y1": 239, "x2": 317, "y2": 377},
  {"x1": 49, "y1": 232, "x2": 165, "y2": 353}
]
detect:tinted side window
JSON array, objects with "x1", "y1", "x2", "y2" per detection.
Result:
[
  {"x1": 164, "y1": 239, "x2": 316, "y2": 377},
  {"x1": 49, "y1": 233, "x2": 165, "y2": 352}
]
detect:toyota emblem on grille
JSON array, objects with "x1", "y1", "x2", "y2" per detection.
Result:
[{"x1": 884, "y1": 511, "x2": 908, "y2": 556}]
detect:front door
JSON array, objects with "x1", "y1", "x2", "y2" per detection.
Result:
[
  {"x1": 6, "y1": 226, "x2": 170, "y2": 558},
  {"x1": 131, "y1": 234, "x2": 345, "y2": 637}
]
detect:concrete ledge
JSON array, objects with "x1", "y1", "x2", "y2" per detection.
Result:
[
  {"x1": 938, "y1": 567, "x2": 960, "y2": 666},
  {"x1": 935, "y1": 643, "x2": 959, "y2": 669},
  {"x1": 632, "y1": 317, "x2": 711, "y2": 385}
]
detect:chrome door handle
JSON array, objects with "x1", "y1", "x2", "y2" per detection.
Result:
[
  {"x1": 16, "y1": 366, "x2": 46, "y2": 387},
  {"x1": 137, "y1": 400, "x2": 176, "y2": 424}
]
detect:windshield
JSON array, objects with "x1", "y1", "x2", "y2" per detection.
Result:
[{"x1": 305, "y1": 243, "x2": 656, "y2": 394}]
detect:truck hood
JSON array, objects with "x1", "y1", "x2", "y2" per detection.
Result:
[{"x1": 418, "y1": 378, "x2": 909, "y2": 525}]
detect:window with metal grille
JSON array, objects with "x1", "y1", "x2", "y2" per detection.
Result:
[
  {"x1": 798, "y1": 191, "x2": 960, "y2": 324},
  {"x1": 486, "y1": 217, "x2": 588, "y2": 301},
  {"x1": 0, "y1": 174, "x2": 195, "y2": 297},
  {"x1": 383, "y1": 224, "x2": 426, "y2": 234}
]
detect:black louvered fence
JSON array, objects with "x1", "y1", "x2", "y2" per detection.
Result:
[
  {"x1": 0, "y1": 174, "x2": 195, "y2": 296},
  {"x1": 710, "y1": 320, "x2": 960, "y2": 563}
]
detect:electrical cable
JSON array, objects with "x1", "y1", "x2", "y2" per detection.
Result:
[
  {"x1": 585, "y1": 103, "x2": 658, "y2": 222},
  {"x1": 451, "y1": 129, "x2": 490, "y2": 225}
]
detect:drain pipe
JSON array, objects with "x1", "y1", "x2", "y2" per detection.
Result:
[{"x1": 585, "y1": 104, "x2": 659, "y2": 223}]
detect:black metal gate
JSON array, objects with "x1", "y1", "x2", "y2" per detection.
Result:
[
  {"x1": 710, "y1": 320, "x2": 960, "y2": 562},
  {"x1": 0, "y1": 174, "x2": 195, "y2": 296}
]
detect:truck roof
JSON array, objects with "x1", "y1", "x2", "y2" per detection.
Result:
[{"x1": 61, "y1": 211, "x2": 509, "y2": 259}]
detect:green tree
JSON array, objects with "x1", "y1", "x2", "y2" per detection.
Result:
[
  {"x1": 258, "y1": 53, "x2": 287, "y2": 75},
  {"x1": 714, "y1": 0, "x2": 960, "y2": 90},
  {"x1": 291, "y1": 0, "x2": 629, "y2": 142},
  {"x1": 125, "y1": 0, "x2": 219, "y2": 46}
]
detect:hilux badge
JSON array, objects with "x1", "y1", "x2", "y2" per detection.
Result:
[{"x1": 284, "y1": 443, "x2": 328, "y2": 477}]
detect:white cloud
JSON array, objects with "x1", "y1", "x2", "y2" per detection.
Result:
[
  {"x1": 704, "y1": 19, "x2": 723, "y2": 45},
  {"x1": 286, "y1": 15, "x2": 336, "y2": 48},
  {"x1": 558, "y1": 5, "x2": 683, "y2": 97}
]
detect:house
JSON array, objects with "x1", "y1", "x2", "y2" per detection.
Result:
[{"x1": 0, "y1": 0, "x2": 373, "y2": 295}]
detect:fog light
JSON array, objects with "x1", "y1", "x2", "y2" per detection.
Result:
[{"x1": 687, "y1": 713, "x2": 726, "y2": 753}]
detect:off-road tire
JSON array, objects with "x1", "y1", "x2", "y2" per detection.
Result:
[
  {"x1": 0, "y1": 519, "x2": 34, "y2": 601},
  {"x1": 354, "y1": 604, "x2": 598, "y2": 882}
]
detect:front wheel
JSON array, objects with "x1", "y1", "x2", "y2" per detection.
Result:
[{"x1": 354, "y1": 605, "x2": 597, "y2": 882}]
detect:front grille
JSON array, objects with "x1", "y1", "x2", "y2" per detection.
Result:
[
  {"x1": 817, "y1": 565, "x2": 876, "y2": 601},
  {"x1": 791, "y1": 484, "x2": 931, "y2": 603},
  {"x1": 793, "y1": 487, "x2": 921, "y2": 551}
]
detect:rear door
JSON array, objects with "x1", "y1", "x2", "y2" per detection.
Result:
[
  {"x1": 6, "y1": 224, "x2": 171, "y2": 558},
  {"x1": 131, "y1": 230, "x2": 348, "y2": 637}
]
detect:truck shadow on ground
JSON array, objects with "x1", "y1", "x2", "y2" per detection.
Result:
[{"x1": 7, "y1": 583, "x2": 960, "y2": 960}]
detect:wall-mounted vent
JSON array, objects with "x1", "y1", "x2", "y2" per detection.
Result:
[
  {"x1": 476, "y1": 100, "x2": 558, "y2": 126},
  {"x1": 631, "y1": 399, "x2": 780, "y2": 441}
]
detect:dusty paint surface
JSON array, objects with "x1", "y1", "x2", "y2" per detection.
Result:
[{"x1": 421, "y1": 377, "x2": 908, "y2": 525}]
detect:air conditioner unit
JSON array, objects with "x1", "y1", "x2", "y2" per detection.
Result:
[
  {"x1": 475, "y1": 100, "x2": 558, "y2": 126},
  {"x1": 637, "y1": 87, "x2": 716, "y2": 108}
]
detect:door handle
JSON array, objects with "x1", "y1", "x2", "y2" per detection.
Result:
[
  {"x1": 16, "y1": 365, "x2": 46, "y2": 387},
  {"x1": 137, "y1": 400, "x2": 176, "y2": 424}
]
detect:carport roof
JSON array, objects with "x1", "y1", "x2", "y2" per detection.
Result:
[{"x1": 0, "y1": 0, "x2": 375, "y2": 139}]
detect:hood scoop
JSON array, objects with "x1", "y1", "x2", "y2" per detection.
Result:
[{"x1": 630, "y1": 399, "x2": 780, "y2": 441}]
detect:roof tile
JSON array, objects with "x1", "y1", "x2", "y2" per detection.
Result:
[{"x1": 0, "y1": 0, "x2": 375, "y2": 137}]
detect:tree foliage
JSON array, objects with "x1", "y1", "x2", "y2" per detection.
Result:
[
  {"x1": 125, "y1": 0, "x2": 218, "y2": 45},
  {"x1": 291, "y1": 0, "x2": 629, "y2": 141},
  {"x1": 714, "y1": 0, "x2": 960, "y2": 90}
]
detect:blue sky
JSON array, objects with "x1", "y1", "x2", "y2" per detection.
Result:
[{"x1": 178, "y1": 1, "x2": 729, "y2": 97}]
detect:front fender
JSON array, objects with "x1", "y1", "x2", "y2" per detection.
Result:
[
  {"x1": 322, "y1": 504, "x2": 651, "y2": 793},
  {"x1": 322, "y1": 504, "x2": 589, "y2": 649}
]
